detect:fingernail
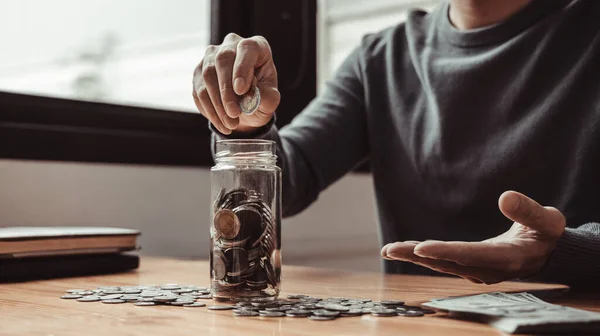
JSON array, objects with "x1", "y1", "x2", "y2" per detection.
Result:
[
  {"x1": 226, "y1": 101, "x2": 241, "y2": 118},
  {"x1": 234, "y1": 77, "x2": 246, "y2": 94}
]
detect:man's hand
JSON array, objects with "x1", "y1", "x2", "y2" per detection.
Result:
[
  {"x1": 381, "y1": 191, "x2": 566, "y2": 284},
  {"x1": 192, "y1": 33, "x2": 280, "y2": 135}
]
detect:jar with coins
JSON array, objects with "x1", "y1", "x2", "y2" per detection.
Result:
[{"x1": 210, "y1": 139, "x2": 281, "y2": 301}]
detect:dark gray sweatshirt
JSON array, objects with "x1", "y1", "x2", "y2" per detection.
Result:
[{"x1": 212, "y1": 0, "x2": 600, "y2": 287}]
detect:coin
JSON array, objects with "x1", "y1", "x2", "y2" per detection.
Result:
[
  {"x1": 212, "y1": 249, "x2": 227, "y2": 281},
  {"x1": 419, "y1": 308, "x2": 436, "y2": 314},
  {"x1": 183, "y1": 302, "x2": 206, "y2": 307},
  {"x1": 134, "y1": 301, "x2": 156, "y2": 306},
  {"x1": 397, "y1": 310, "x2": 424, "y2": 317},
  {"x1": 322, "y1": 304, "x2": 350, "y2": 312},
  {"x1": 340, "y1": 309, "x2": 364, "y2": 317},
  {"x1": 380, "y1": 300, "x2": 405, "y2": 306},
  {"x1": 309, "y1": 315, "x2": 336, "y2": 321},
  {"x1": 239, "y1": 85, "x2": 261, "y2": 115},
  {"x1": 65, "y1": 289, "x2": 86, "y2": 294},
  {"x1": 286, "y1": 309, "x2": 312, "y2": 316},
  {"x1": 102, "y1": 299, "x2": 127, "y2": 304},
  {"x1": 312, "y1": 310, "x2": 340, "y2": 317},
  {"x1": 61, "y1": 294, "x2": 83, "y2": 299},
  {"x1": 370, "y1": 308, "x2": 398, "y2": 317},
  {"x1": 287, "y1": 294, "x2": 309, "y2": 300},
  {"x1": 207, "y1": 305, "x2": 236, "y2": 310},
  {"x1": 77, "y1": 296, "x2": 101, "y2": 302},
  {"x1": 233, "y1": 310, "x2": 260, "y2": 316},
  {"x1": 153, "y1": 296, "x2": 178, "y2": 303},
  {"x1": 100, "y1": 294, "x2": 123, "y2": 300},
  {"x1": 214, "y1": 209, "x2": 241, "y2": 239},
  {"x1": 259, "y1": 311, "x2": 285, "y2": 317}
]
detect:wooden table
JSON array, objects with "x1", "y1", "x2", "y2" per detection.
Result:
[{"x1": 1, "y1": 257, "x2": 597, "y2": 336}]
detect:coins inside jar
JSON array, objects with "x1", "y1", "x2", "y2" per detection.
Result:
[{"x1": 211, "y1": 187, "x2": 280, "y2": 300}]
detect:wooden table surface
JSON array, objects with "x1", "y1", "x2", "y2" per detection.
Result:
[{"x1": 1, "y1": 257, "x2": 596, "y2": 336}]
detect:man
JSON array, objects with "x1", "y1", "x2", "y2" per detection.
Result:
[{"x1": 193, "y1": 0, "x2": 600, "y2": 287}]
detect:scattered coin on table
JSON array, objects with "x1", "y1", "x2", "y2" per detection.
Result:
[{"x1": 60, "y1": 285, "x2": 434, "y2": 320}]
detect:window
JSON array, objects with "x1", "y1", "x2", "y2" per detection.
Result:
[
  {"x1": 0, "y1": 0, "x2": 210, "y2": 112},
  {"x1": 319, "y1": 0, "x2": 440, "y2": 88}
]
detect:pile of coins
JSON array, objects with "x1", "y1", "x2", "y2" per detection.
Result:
[
  {"x1": 60, "y1": 284, "x2": 211, "y2": 307},
  {"x1": 226, "y1": 295, "x2": 434, "y2": 320},
  {"x1": 212, "y1": 187, "x2": 279, "y2": 298},
  {"x1": 61, "y1": 284, "x2": 434, "y2": 320}
]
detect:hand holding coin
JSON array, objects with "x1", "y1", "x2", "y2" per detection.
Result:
[{"x1": 192, "y1": 33, "x2": 280, "y2": 135}]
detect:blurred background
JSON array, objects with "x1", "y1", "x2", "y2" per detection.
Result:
[{"x1": 0, "y1": 0, "x2": 439, "y2": 272}]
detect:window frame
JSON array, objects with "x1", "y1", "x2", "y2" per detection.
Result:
[{"x1": 0, "y1": 0, "x2": 318, "y2": 167}]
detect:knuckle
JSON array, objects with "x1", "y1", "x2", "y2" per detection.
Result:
[
  {"x1": 224, "y1": 32, "x2": 241, "y2": 41},
  {"x1": 202, "y1": 64, "x2": 216, "y2": 80},
  {"x1": 238, "y1": 38, "x2": 259, "y2": 51},
  {"x1": 215, "y1": 48, "x2": 236, "y2": 64},
  {"x1": 204, "y1": 44, "x2": 218, "y2": 56}
]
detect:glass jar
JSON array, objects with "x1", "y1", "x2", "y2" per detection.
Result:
[{"x1": 210, "y1": 139, "x2": 281, "y2": 301}]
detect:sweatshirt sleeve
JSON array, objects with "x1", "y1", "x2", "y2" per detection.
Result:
[
  {"x1": 211, "y1": 45, "x2": 369, "y2": 217},
  {"x1": 529, "y1": 222, "x2": 600, "y2": 289}
]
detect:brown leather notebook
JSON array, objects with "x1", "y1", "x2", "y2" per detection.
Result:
[{"x1": 0, "y1": 226, "x2": 140, "y2": 258}]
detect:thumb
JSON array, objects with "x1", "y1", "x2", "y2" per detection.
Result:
[{"x1": 498, "y1": 191, "x2": 565, "y2": 238}]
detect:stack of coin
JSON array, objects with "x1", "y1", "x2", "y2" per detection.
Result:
[{"x1": 211, "y1": 187, "x2": 280, "y2": 299}]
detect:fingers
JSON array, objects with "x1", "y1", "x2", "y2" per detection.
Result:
[
  {"x1": 215, "y1": 44, "x2": 242, "y2": 119},
  {"x1": 233, "y1": 36, "x2": 271, "y2": 95},
  {"x1": 498, "y1": 191, "x2": 565, "y2": 237},
  {"x1": 382, "y1": 242, "x2": 505, "y2": 284},
  {"x1": 413, "y1": 240, "x2": 523, "y2": 272},
  {"x1": 202, "y1": 52, "x2": 239, "y2": 130},
  {"x1": 193, "y1": 87, "x2": 230, "y2": 135}
]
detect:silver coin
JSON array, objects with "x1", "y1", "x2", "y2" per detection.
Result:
[
  {"x1": 123, "y1": 290, "x2": 142, "y2": 295},
  {"x1": 134, "y1": 302, "x2": 156, "y2": 306},
  {"x1": 121, "y1": 295, "x2": 141, "y2": 302},
  {"x1": 207, "y1": 305, "x2": 235, "y2": 310},
  {"x1": 309, "y1": 315, "x2": 336, "y2": 321},
  {"x1": 102, "y1": 299, "x2": 127, "y2": 304},
  {"x1": 259, "y1": 311, "x2": 285, "y2": 317},
  {"x1": 173, "y1": 289, "x2": 193, "y2": 294},
  {"x1": 312, "y1": 310, "x2": 340, "y2": 317},
  {"x1": 370, "y1": 309, "x2": 398, "y2": 317},
  {"x1": 170, "y1": 301, "x2": 192, "y2": 306},
  {"x1": 322, "y1": 304, "x2": 350, "y2": 312},
  {"x1": 397, "y1": 310, "x2": 424, "y2": 317},
  {"x1": 137, "y1": 298, "x2": 155, "y2": 302},
  {"x1": 153, "y1": 296, "x2": 178, "y2": 303},
  {"x1": 76, "y1": 296, "x2": 101, "y2": 302},
  {"x1": 286, "y1": 309, "x2": 312, "y2": 316},
  {"x1": 233, "y1": 310, "x2": 259, "y2": 316},
  {"x1": 183, "y1": 302, "x2": 206, "y2": 307},
  {"x1": 212, "y1": 250, "x2": 227, "y2": 281},
  {"x1": 287, "y1": 294, "x2": 308, "y2": 300},
  {"x1": 419, "y1": 308, "x2": 436, "y2": 314},
  {"x1": 100, "y1": 294, "x2": 123, "y2": 300},
  {"x1": 340, "y1": 309, "x2": 364, "y2": 317},
  {"x1": 60, "y1": 294, "x2": 83, "y2": 299},
  {"x1": 197, "y1": 294, "x2": 213, "y2": 299},
  {"x1": 239, "y1": 86, "x2": 261, "y2": 115},
  {"x1": 65, "y1": 289, "x2": 87, "y2": 294},
  {"x1": 380, "y1": 300, "x2": 405, "y2": 306}
]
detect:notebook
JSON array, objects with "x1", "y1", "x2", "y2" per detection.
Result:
[{"x1": 0, "y1": 226, "x2": 140, "y2": 258}]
